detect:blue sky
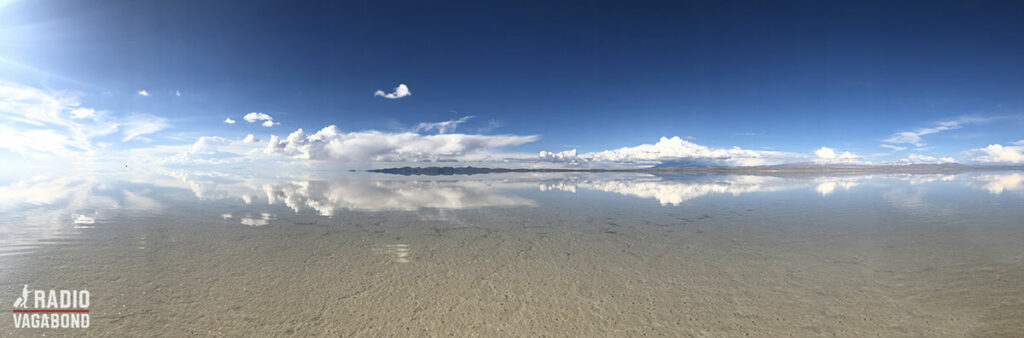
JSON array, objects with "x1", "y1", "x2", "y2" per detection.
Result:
[{"x1": 1, "y1": 0, "x2": 1023, "y2": 170}]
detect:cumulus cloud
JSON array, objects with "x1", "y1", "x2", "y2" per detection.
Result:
[
  {"x1": 538, "y1": 137, "x2": 802, "y2": 167},
  {"x1": 969, "y1": 141, "x2": 1024, "y2": 163},
  {"x1": 539, "y1": 149, "x2": 578, "y2": 163},
  {"x1": 414, "y1": 116, "x2": 473, "y2": 134},
  {"x1": 890, "y1": 154, "x2": 956, "y2": 165},
  {"x1": 243, "y1": 134, "x2": 260, "y2": 143},
  {"x1": 374, "y1": 84, "x2": 411, "y2": 99},
  {"x1": 813, "y1": 146, "x2": 861, "y2": 164},
  {"x1": 138, "y1": 90, "x2": 149, "y2": 97},
  {"x1": 264, "y1": 125, "x2": 537, "y2": 162},
  {"x1": 243, "y1": 112, "x2": 279, "y2": 127},
  {"x1": 224, "y1": 118, "x2": 236, "y2": 124}
]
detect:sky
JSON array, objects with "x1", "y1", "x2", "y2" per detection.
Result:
[{"x1": 1, "y1": 0, "x2": 1023, "y2": 172}]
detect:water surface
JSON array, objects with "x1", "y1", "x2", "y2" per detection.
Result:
[{"x1": 1, "y1": 170, "x2": 1022, "y2": 336}]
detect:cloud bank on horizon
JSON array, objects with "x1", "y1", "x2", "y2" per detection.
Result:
[{"x1": 1, "y1": 81, "x2": 1023, "y2": 169}]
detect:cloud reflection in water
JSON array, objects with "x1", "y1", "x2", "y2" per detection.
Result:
[{"x1": 2, "y1": 170, "x2": 1023, "y2": 258}]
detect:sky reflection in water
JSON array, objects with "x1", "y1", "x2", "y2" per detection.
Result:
[{"x1": 1, "y1": 170, "x2": 1022, "y2": 257}]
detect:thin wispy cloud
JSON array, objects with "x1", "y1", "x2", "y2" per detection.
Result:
[
  {"x1": 243, "y1": 112, "x2": 279, "y2": 127},
  {"x1": 121, "y1": 114, "x2": 170, "y2": 142},
  {"x1": 176, "y1": 90, "x2": 182, "y2": 97},
  {"x1": 138, "y1": 90, "x2": 149, "y2": 97},
  {"x1": 414, "y1": 116, "x2": 473, "y2": 134},
  {"x1": 0, "y1": 82, "x2": 169, "y2": 158},
  {"x1": 70, "y1": 108, "x2": 96, "y2": 120},
  {"x1": 0, "y1": 83, "x2": 102, "y2": 157},
  {"x1": 374, "y1": 84, "x2": 411, "y2": 99},
  {"x1": 882, "y1": 116, "x2": 1003, "y2": 148},
  {"x1": 880, "y1": 144, "x2": 907, "y2": 151}
]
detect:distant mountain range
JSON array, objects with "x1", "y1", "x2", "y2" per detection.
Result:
[{"x1": 369, "y1": 163, "x2": 1023, "y2": 176}]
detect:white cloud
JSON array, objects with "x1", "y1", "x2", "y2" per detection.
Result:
[
  {"x1": 813, "y1": 146, "x2": 861, "y2": 164},
  {"x1": 189, "y1": 136, "x2": 231, "y2": 154},
  {"x1": 70, "y1": 108, "x2": 96, "y2": 120},
  {"x1": 151, "y1": 135, "x2": 265, "y2": 166},
  {"x1": 243, "y1": 112, "x2": 279, "y2": 127},
  {"x1": 880, "y1": 144, "x2": 907, "y2": 151},
  {"x1": 264, "y1": 125, "x2": 537, "y2": 162},
  {"x1": 138, "y1": 90, "x2": 149, "y2": 97},
  {"x1": 224, "y1": 118, "x2": 236, "y2": 124},
  {"x1": 969, "y1": 142, "x2": 1024, "y2": 164},
  {"x1": 243, "y1": 112, "x2": 271, "y2": 122},
  {"x1": 121, "y1": 114, "x2": 171, "y2": 142},
  {"x1": 883, "y1": 116, "x2": 1002, "y2": 147},
  {"x1": 414, "y1": 116, "x2": 472, "y2": 134},
  {"x1": 243, "y1": 134, "x2": 260, "y2": 143},
  {"x1": 374, "y1": 84, "x2": 411, "y2": 99},
  {"x1": 539, "y1": 149, "x2": 578, "y2": 162},
  {"x1": 176, "y1": 90, "x2": 181, "y2": 97},
  {"x1": 538, "y1": 136, "x2": 802, "y2": 167},
  {"x1": 890, "y1": 154, "x2": 956, "y2": 165},
  {"x1": 0, "y1": 82, "x2": 123, "y2": 158}
]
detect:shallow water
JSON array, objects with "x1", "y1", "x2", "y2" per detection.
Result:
[{"x1": 1, "y1": 170, "x2": 1023, "y2": 336}]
